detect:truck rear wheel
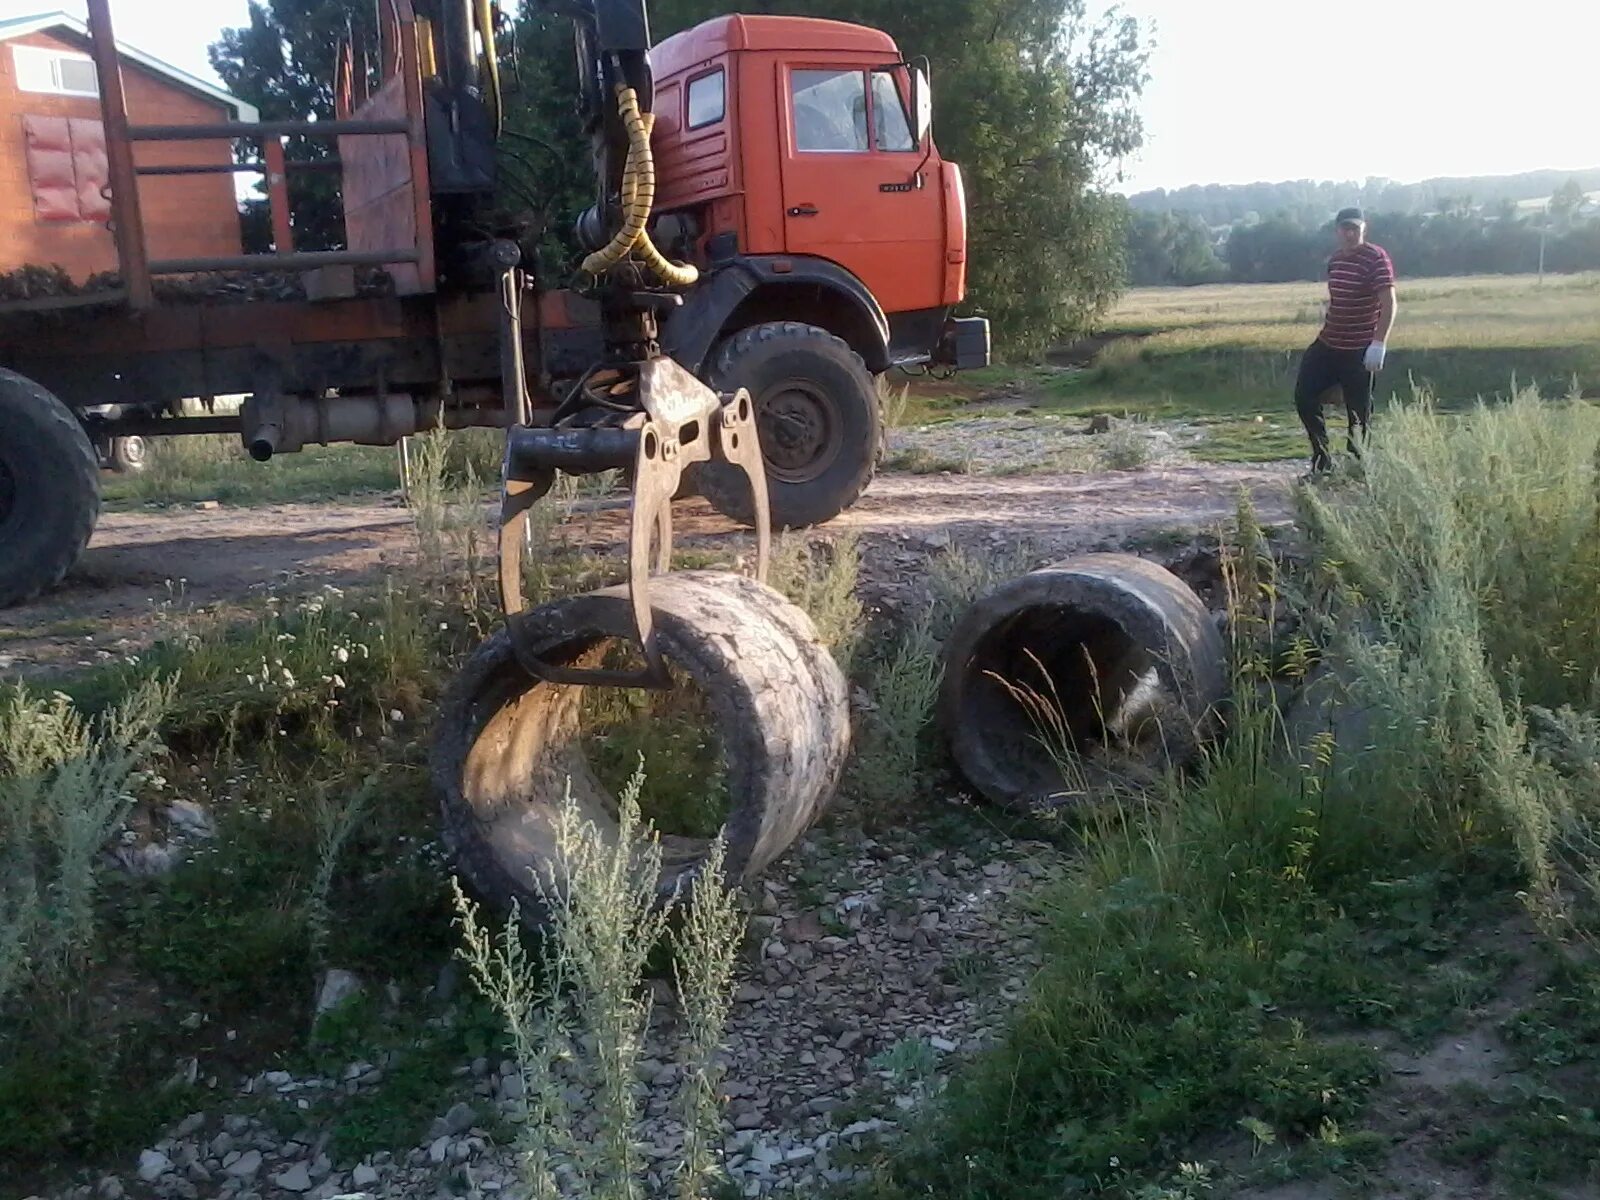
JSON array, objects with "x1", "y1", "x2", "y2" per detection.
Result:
[
  {"x1": 0, "y1": 370, "x2": 100, "y2": 607},
  {"x1": 693, "y1": 322, "x2": 881, "y2": 529}
]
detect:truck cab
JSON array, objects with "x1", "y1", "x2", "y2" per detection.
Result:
[
  {"x1": 651, "y1": 15, "x2": 975, "y2": 365},
  {"x1": 626, "y1": 15, "x2": 987, "y2": 527}
]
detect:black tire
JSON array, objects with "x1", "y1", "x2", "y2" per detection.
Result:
[
  {"x1": 105, "y1": 435, "x2": 148, "y2": 474},
  {"x1": 692, "y1": 322, "x2": 881, "y2": 529},
  {"x1": 0, "y1": 370, "x2": 99, "y2": 607}
]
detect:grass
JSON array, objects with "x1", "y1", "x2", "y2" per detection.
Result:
[
  {"x1": 0, "y1": 462, "x2": 879, "y2": 1187},
  {"x1": 892, "y1": 272, "x2": 1600, "y2": 467},
  {"x1": 92, "y1": 276, "x2": 1600, "y2": 503},
  {"x1": 101, "y1": 427, "x2": 507, "y2": 510},
  {"x1": 582, "y1": 671, "x2": 729, "y2": 839},
  {"x1": 0, "y1": 678, "x2": 183, "y2": 1166},
  {"x1": 0, "y1": 574, "x2": 464, "y2": 1179},
  {"x1": 103, "y1": 436, "x2": 400, "y2": 509},
  {"x1": 26, "y1": 344, "x2": 1600, "y2": 1200},
  {"x1": 1089, "y1": 273, "x2": 1600, "y2": 413}
]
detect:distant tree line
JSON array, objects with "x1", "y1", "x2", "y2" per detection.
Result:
[
  {"x1": 1127, "y1": 169, "x2": 1600, "y2": 226},
  {"x1": 1125, "y1": 179, "x2": 1600, "y2": 285}
]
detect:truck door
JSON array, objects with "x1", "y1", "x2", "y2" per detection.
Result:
[{"x1": 778, "y1": 64, "x2": 944, "y2": 317}]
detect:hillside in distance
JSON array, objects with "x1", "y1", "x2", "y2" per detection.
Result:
[{"x1": 1128, "y1": 168, "x2": 1600, "y2": 224}]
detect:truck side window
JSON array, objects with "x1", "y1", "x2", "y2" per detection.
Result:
[
  {"x1": 870, "y1": 71, "x2": 915, "y2": 152},
  {"x1": 791, "y1": 69, "x2": 868, "y2": 153},
  {"x1": 687, "y1": 69, "x2": 725, "y2": 129}
]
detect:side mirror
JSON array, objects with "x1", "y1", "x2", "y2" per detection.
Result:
[{"x1": 913, "y1": 63, "x2": 932, "y2": 144}]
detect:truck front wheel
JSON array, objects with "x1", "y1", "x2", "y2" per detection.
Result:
[
  {"x1": 693, "y1": 322, "x2": 881, "y2": 530},
  {"x1": 0, "y1": 370, "x2": 100, "y2": 607}
]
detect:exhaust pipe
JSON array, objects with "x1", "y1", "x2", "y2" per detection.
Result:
[{"x1": 240, "y1": 393, "x2": 422, "y2": 458}]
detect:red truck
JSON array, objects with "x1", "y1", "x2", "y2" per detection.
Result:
[{"x1": 0, "y1": 0, "x2": 989, "y2": 607}]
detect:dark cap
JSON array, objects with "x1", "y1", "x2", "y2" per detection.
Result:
[{"x1": 1335, "y1": 206, "x2": 1365, "y2": 226}]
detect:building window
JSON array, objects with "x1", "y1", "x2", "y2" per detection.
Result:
[
  {"x1": 12, "y1": 44, "x2": 101, "y2": 98},
  {"x1": 687, "y1": 69, "x2": 724, "y2": 129},
  {"x1": 791, "y1": 69, "x2": 867, "y2": 153}
]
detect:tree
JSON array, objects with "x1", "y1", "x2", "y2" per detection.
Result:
[
  {"x1": 1224, "y1": 213, "x2": 1323, "y2": 284},
  {"x1": 209, "y1": 1, "x2": 379, "y2": 251},
  {"x1": 650, "y1": 0, "x2": 1152, "y2": 353},
  {"x1": 214, "y1": 0, "x2": 1152, "y2": 353},
  {"x1": 1550, "y1": 178, "x2": 1586, "y2": 226},
  {"x1": 1124, "y1": 210, "x2": 1224, "y2": 285}
]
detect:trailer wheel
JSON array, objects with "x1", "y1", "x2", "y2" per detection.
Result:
[
  {"x1": 104, "y1": 435, "x2": 148, "y2": 474},
  {"x1": 692, "y1": 322, "x2": 881, "y2": 529},
  {"x1": 0, "y1": 370, "x2": 100, "y2": 607}
]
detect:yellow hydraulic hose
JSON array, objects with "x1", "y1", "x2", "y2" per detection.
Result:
[
  {"x1": 474, "y1": 0, "x2": 502, "y2": 137},
  {"x1": 580, "y1": 85, "x2": 700, "y2": 288}
]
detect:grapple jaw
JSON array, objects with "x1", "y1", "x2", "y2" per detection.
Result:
[{"x1": 497, "y1": 355, "x2": 769, "y2": 688}]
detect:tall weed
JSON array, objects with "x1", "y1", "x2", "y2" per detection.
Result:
[
  {"x1": 850, "y1": 611, "x2": 943, "y2": 816},
  {"x1": 769, "y1": 532, "x2": 864, "y2": 674},
  {"x1": 0, "y1": 679, "x2": 171, "y2": 1009},
  {"x1": 1298, "y1": 384, "x2": 1600, "y2": 928},
  {"x1": 925, "y1": 541, "x2": 1037, "y2": 640},
  {"x1": 452, "y1": 764, "x2": 744, "y2": 1199}
]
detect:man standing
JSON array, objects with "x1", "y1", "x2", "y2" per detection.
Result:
[{"x1": 1294, "y1": 206, "x2": 1398, "y2": 473}]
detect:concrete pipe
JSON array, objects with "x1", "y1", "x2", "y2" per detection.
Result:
[
  {"x1": 432, "y1": 571, "x2": 850, "y2": 928},
  {"x1": 938, "y1": 553, "x2": 1226, "y2": 810}
]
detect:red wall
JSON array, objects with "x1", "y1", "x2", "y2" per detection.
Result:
[{"x1": 0, "y1": 29, "x2": 241, "y2": 279}]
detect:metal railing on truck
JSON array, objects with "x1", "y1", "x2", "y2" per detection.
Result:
[{"x1": 75, "y1": 0, "x2": 434, "y2": 311}]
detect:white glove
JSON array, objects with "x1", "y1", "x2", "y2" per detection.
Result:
[{"x1": 1363, "y1": 341, "x2": 1386, "y2": 372}]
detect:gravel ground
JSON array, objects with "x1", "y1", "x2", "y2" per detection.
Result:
[
  {"x1": 32, "y1": 820, "x2": 1053, "y2": 1200},
  {"x1": 886, "y1": 413, "x2": 1204, "y2": 476}
]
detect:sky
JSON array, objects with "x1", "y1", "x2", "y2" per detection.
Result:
[
  {"x1": 0, "y1": 0, "x2": 250, "y2": 84},
  {"x1": 1096, "y1": 0, "x2": 1600, "y2": 195},
  {"x1": 4, "y1": 0, "x2": 1596, "y2": 196}
]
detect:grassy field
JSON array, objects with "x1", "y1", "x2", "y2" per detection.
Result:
[{"x1": 903, "y1": 272, "x2": 1600, "y2": 463}]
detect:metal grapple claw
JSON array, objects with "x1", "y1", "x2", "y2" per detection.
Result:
[{"x1": 495, "y1": 355, "x2": 770, "y2": 687}]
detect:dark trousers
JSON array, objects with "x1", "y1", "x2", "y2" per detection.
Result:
[{"x1": 1294, "y1": 338, "x2": 1373, "y2": 471}]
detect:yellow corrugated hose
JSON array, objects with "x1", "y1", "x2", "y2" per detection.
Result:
[
  {"x1": 473, "y1": 0, "x2": 502, "y2": 137},
  {"x1": 580, "y1": 85, "x2": 700, "y2": 288}
]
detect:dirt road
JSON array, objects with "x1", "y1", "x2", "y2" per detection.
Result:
[{"x1": 1, "y1": 461, "x2": 1297, "y2": 675}]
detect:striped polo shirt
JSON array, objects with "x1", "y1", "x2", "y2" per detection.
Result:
[{"x1": 1319, "y1": 243, "x2": 1396, "y2": 351}]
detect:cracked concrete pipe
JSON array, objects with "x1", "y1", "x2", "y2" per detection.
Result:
[
  {"x1": 938, "y1": 552, "x2": 1226, "y2": 810},
  {"x1": 432, "y1": 571, "x2": 850, "y2": 927}
]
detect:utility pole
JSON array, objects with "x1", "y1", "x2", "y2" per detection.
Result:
[{"x1": 1539, "y1": 202, "x2": 1548, "y2": 285}]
